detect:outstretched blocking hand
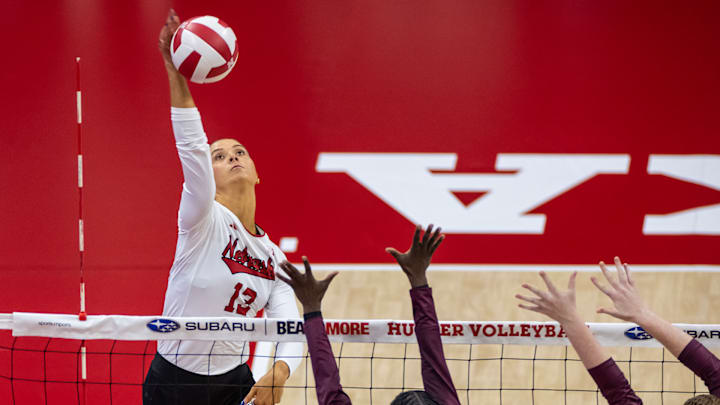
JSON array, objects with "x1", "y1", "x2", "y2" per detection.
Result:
[
  {"x1": 278, "y1": 257, "x2": 339, "y2": 314},
  {"x1": 386, "y1": 224, "x2": 444, "y2": 288},
  {"x1": 591, "y1": 257, "x2": 650, "y2": 323},
  {"x1": 516, "y1": 272, "x2": 582, "y2": 326}
]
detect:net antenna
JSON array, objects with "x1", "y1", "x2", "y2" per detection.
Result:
[{"x1": 75, "y1": 56, "x2": 88, "y2": 405}]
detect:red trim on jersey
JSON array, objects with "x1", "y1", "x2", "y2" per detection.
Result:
[
  {"x1": 245, "y1": 223, "x2": 266, "y2": 238},
  {"x1": 218, "y1": 203, "x2": 267, "y2": 238}
]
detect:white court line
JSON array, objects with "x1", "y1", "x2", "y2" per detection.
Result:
[{"x1": 297, "y1": 264, "x2": 720, "y2": 272}]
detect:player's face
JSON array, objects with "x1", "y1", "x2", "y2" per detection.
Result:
[{"x1": 210, "y1": 139, "x2": 259, "y2": 191}]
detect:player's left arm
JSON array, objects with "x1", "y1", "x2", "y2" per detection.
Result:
[
  {"x1": 243, "y1": 254, "x2": 304, "y2": 405},
  {"x1": 276, "y1": 258, "x2": 350, "y2": 405},
  {"x1": 386, "y1": 225, "x2": 461, "y2": 405},
  {"x1": 592, "y1": 257, "x2": 720, "y2": 397},
  {"x1": 517, "y1": 272, "x2": 642, "y2": 404}
]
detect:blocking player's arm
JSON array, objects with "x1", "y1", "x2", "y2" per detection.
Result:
[
  {"x1": 386, "y1": 225, "x2": 461, "y2": 404},
  {"x1": 303, "y1": 312, "x2": 353, "y2": 405},
  {"x1": 242, "y1": 258, "x2": 311, "y2": 405},
  {"x1": 159, "y1": 9, "x2": 194, "y2": 108},
  {"x1": 678, "y1": 340, "x2": 720, "y2": 398},
  {"x1": 276, "y1": 259, "x2": 350, "y2": 405},
  {"x1": 410, "y1": 287, "x2": 461, "y2": 405},
  {"x1": 592, "y1": 258, "x2": 720, "y2": 397},
  {"x1": 517, "y1": 272, "x2": 642, "y2": 405},
  {"x1": 592, "y1": 258, "x2": 693, "y2": 357}
]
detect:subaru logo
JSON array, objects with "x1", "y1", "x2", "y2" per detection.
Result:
[
  {"x1": 147, "y1": 319, "x2": 180, "y2": 333},
  {"x1": 624, "y1": 326, "x2": 653, "y2": 340}
]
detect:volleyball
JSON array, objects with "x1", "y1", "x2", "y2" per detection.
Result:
[{"x1": 170, "y1": 16, "x2": 239, "y2": 84}]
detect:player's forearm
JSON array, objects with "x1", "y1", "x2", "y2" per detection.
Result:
[
  {"x1": 166, "y1": 62, "x2": 195, "y2": 108},
  {"x1": 411, "y1": 287, "x2": 461, "y2": 404},
  {"x1": 562, "y1": 318, "x2": 610, "y2": 369},
  {"x1": 678, "y1": 339, "x2": 720, "y2": 397},
  {"x1": 587, "y1": 358, "x2": 642, "y2": 405},
  {"x1": 273, "y1": 341, "x2": 303, "y2": 376},
  {"x1": 634, "y1": 310, "x2": 692, "y2": 358},
  {"x1": 171, "y1": 107, "x2": 215, "y2": 230},
  {"x1": 268, "y1": 286, "x2": 305, "y2": 374},
  {"x1": 305, "y1": 313, "x2": 353, "y2": 405}
]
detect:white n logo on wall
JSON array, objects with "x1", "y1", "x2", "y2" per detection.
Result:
[{"x1": 316, "y1": 153, "x2": 720, "y2": 235}]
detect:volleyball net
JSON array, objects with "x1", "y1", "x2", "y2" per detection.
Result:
[{"x1": 1, "y1": 313, "x2": 718, "y2": 404}]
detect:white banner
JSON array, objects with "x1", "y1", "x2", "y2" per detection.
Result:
[{"x1": 4, "y1": 313, "x2": 720, "y2": 348}]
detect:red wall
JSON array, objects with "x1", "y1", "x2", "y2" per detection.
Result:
[{"x1": 1, "y1": 1, "x2": 719, "y2": 315}]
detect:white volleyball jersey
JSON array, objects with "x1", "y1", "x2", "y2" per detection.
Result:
[{"x1": 158, "y1": 107, "x2": 302, "y2": 375}]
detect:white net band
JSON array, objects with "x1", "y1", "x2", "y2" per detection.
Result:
[{"x1": 2, "y1": 312, "x2": 719, "y2": 348}]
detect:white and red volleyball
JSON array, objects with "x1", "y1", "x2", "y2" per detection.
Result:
[{"x1": 170, "y1": 16, "x2": 239, "y2": 84}]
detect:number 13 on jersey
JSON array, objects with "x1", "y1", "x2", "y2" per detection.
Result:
[{"x1": 224, "y1": 282, "x2": 257, "y2": 315}]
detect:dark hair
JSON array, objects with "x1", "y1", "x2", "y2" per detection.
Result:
[
  {"x1": 390, "y1": 390, "x2": 440, "y2": 405},
  {"x1": 685, "y1": 394, "x2": 720, "y2": 405}
]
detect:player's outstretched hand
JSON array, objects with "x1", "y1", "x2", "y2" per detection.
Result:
[
  {"x1": 278, "y1": 257, "x2": 339, "y2": 314},
  {"x1": 386, "y1": 224, "x2": 444, "y2": 288},
  {"x1": 516, "y1": 272, "x2": 582, "y2": 326},
  {"x1": 591, "y1": 257, "x2": 650, "y2": 323},
  {"x1": 158, "y1": 9, "x2": 180, "y2": 68}
]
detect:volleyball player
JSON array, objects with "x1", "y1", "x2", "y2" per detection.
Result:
[
  {"x1": 516, "y1": 271, "x2": 643, "y2": 404},
  {"x1": 143, "y1": 9, "x2": 303, "y2": 405},
  {"x1": 278, "y1": 224, "x2": 461, "y2": 405},
  {"x1": 591, "y1": 257, "x2": 720, "y2": 405}
]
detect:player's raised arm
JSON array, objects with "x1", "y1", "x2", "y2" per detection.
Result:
[
  {"x1": 159, "y1": 9, "x2": 194, "y2": 109},
  {"x1": 592, "y1": 257, "x2": 720, "y2": 401},
  {"x1": 386, "y1": 224, "x2": 460, "y2": 405},
  {"x1": 516, "y1": 272, "x2": 642, "y2": 405},
  {"x1": 158, "y1": 9, "x2": 215, "y2": 232},
  {"x1": 277, "y1": 258, "x2": 350, "y2": 405}
]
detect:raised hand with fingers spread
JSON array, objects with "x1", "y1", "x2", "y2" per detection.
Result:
[
  {"x1": 517, "y1": 271, "x2": 582, "y2": 326},
  {"x1": 277, "y1": 257, "x2": 339, "y2": 314},
  {"x1": 591, "y1": 257, "x2": 650, "y2": 323},
  {"x1": 386, "y1": 224, "x2": 459, "y2": 405},
  {"x1": 516, "y1": 271, "x2": 642, "y2": 404},
  {"x1": 592, "y1": 257, "x2": 720, "y2": 401},
  {"x1": 385, "y1": 224, "x2": 444, "y2": 288},
  {"x1": 282, "y1": 227, "x2": 459, "y2": 405},
  {"x1": 276, "y1": 257, "x2": 351, "y2": 405}
]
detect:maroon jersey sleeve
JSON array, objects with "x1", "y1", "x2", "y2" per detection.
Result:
[
  {"x1": 304, "y1": 312, "x2": 353, "y2": 405},
  {"x1": 587, "y1": 358, "x2": 643, "y2": 405},
  {"x1": 678, "y1": 339, "x2": 720, "y2": 397},
  {"x1": 410, "y1": 286, "x2": 461, "y2": 405}
]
